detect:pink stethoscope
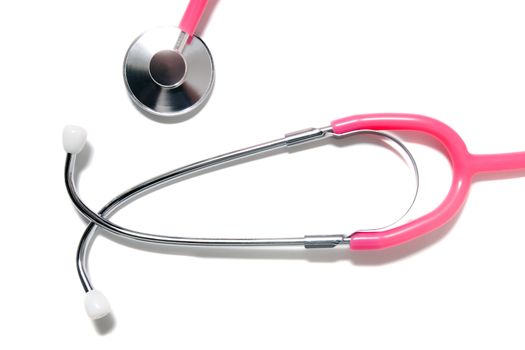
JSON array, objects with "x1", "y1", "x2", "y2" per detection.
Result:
[
  {"x1": 64, "y1": 113, "x2": 525, "y2": 320},
  {"x1": 64, "y1": 0, "x2": 525, "y2": 324}
]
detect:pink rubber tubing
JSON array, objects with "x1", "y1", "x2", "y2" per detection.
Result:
[
  {"x1": 179, "y1": 0, "x2": 208, "y2": 37},
  {"x1": 331, "y1": 113, "x2": 525, "y2": 250}
]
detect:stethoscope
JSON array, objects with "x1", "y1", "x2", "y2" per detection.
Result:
[
  {"x1": 64, "y1": 0, "x2": 525, "y2": 324},
  {"x1": 64, "y1": 113, "x2": 525, "y2": 320}
]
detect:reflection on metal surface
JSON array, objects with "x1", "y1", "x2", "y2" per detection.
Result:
[
  {"x1": 124, "y1": 26, "x2": 215, "y2": 119},
  {"x1": 149, "y1": 50, "x2": 187, "y2": 88}
]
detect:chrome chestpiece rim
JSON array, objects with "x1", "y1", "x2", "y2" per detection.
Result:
[{"x1": 124, "y1": 26, "x2": 215, "y2": 119}]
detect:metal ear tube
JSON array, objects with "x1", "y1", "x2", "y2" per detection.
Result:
[{"x1": 64, "y1": 113, "x2": 525, "y2": 322}]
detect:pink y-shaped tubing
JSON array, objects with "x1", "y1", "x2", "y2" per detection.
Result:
[
  {"x1": 330, "y1": 113, "x2": 525, "y2": 250},
  {"x1": 179, "y1": 0, "x2": 209, "y2": 37}
]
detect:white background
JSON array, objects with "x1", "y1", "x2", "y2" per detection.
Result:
[{"x1": 1, "y1": 0, "x2": 525, "y2": 348}]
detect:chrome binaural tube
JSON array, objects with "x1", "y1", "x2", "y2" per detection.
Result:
[
  {"x1": 70, "y1": 127, "x2": 337, "y2": 291},
  {"x1": 65, "y1": 126, "x2": 418, "y2": 292}
]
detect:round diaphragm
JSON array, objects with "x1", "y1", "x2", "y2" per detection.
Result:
[{"x1": 124, "y1": 26, "x2": 215, "y2": 119}]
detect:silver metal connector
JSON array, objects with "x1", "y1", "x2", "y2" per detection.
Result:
[
  {"x1": 304, "y1": 235, "x2": 347, "y2": 248},
  {"x1": 284, "y1": 126, "x2": 333, "y2": 147},
  {"x1": 174, "y1": 31, "x2": 190, "y2": 52}
]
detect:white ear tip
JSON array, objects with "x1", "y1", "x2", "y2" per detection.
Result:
[
  {"x1": 63, "y1": 125, "x2": 87, "y2": 154},
  {"x1": 84, "y1": 290, "x2": 111, "y2": 320}
]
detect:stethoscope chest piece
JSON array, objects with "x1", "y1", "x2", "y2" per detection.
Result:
[{"x1": 124, "y1": 26, "x2": 214, "y2": 119}]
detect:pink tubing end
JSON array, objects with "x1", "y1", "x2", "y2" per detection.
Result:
[
  {"x1": 333, "y1": 113, "x2": 525, "y2": 251},
  {"x1": 331, "y1": 113, "x2": 525, "y2": 250},
  {"x1": 332, "y1": 113, "x2": 473, "y2": 251},
  {"x1": 179, "y1": 0, "x2": 208, "y2": 37}
]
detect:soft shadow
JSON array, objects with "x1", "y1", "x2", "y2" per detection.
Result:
[
  {"x1": 195, "y1": 0, "x2": 221, "y2": 37},
  {"x1": 395, "y1": 130, "x2": 449, "y2": 161},
  {"x1": 348, "y1": 212, "x2": 462, "y2": 265},
  {"x1": 473, "y1": 169, "x2": 525, "y2": 182},
  {"x1": 324, "y1": 131, "x2": 416, "y2": 168},
  {"x1": 73, "y1": 142, "x2": 93, "y2": 185},
  {"x1": 97, "y1": 209, "x2": 461, "y2": 267},
  {"x1": 93, "y1": 313, "x2": 116, "y2": 335},
  {"x1": 100, "y1": 230, "x2": 350, "y2": 263}
]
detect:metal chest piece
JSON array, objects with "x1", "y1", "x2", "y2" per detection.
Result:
[{"x1": 124, "y1": 26, "x2": 215, "y2": 120}]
